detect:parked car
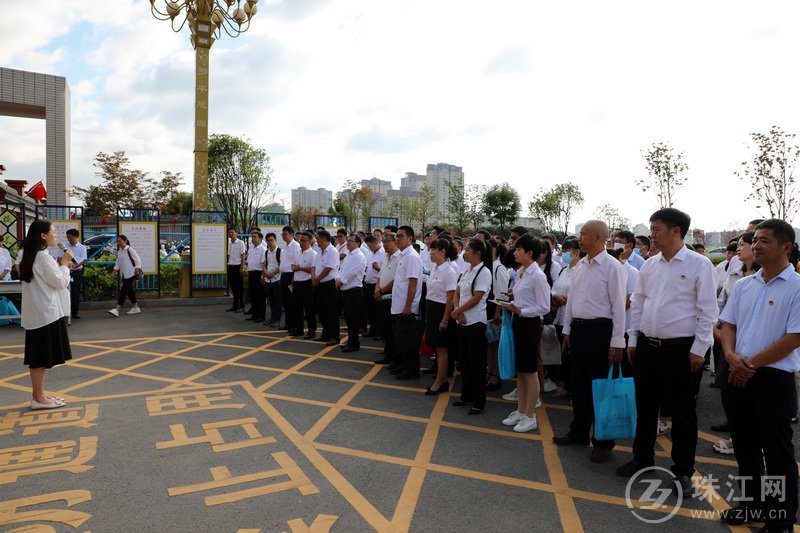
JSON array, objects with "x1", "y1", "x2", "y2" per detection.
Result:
[
  {"x1": 707, "y1": 247, "x2": 726, "y2": 260},
  {"x1": 83, "y1": 234, "x2": 116, "y2": 258}
]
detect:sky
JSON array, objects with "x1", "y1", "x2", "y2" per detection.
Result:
[{"x1": 2, "y1": 0, "x2": 800, "y2": 231}]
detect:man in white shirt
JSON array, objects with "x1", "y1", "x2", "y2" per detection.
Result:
[
  {"x1": 375, "y1": 232, "x2": 400, "y2": 366},
  {"x1": 0, "y1": 240, "x2": 12, "y2": 281},
  {"x1": 554, "y1": 220, "x2": 627, "y2": 464},
  {"x1": 291, "y1": 231, "x2": 317, "y2": 339},
  {"x1": 617, "y1": 208, "x2": 719, "y2": 498},
  {"x1": 280, "y1": 226, "x2": 301, "y2": 333},
  {"x1": 244, "y1": 231, "x2": 267, "y2": 322},
  {"x1": 338, "y1": 234, "x2": 367, "y2": 352},
  {"x1": 64, "y1": 229, "x2": 87, "y2": 319},
  {"x1": 313, "y1": 230, "x2": 340, "y2": 345},
  {"x1": 391, "y1": 226, "x2": 424, "y2": 380},
  {"x1": 227, "y1": 228, "x2": 246, "y2": 312},
  {"x1": 263, "y1": 233, "x2": 282, "y2": 327},
  {"x1": 614, "y1": 230, "x2": 645, "y2": 271},
  {"x1": 363, "y1": 235, "x2": 386, "y2": 338},
  {"x1": 718, "y1": 219, "x2": 800, "y2": 529}
]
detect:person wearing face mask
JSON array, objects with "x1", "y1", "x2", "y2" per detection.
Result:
[
  {"x1": 614, "y1": 230, "x2": 644, "y2": 271},
  {"x1": 634, "y1": 236, "x2": 651, "y2": 261}
]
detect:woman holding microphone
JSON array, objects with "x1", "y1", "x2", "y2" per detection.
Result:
[
  {"x1": 501, "y1": 235, "x2": 551, "y2": 432},
  {"x1": 19, "y1": 220, "x2": 73, "y2": 410}
]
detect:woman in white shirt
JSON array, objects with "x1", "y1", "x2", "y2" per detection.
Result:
[
  {"x1": 451, "y1": 238, "x2": 493, "y2": 414},
  {"x1": 502, "y1": 235, "x2": 551, "y2": 433},
  {"x1": 19, "y1": 220, "x2": 73, "y2": 410},
  {"x1": 486, "y1": 240, "x2": 510, "y2": 392},
  {"x1": 424, "y1": 239, "x2": 458, "y2": 396},
  {"x1": 550, "y1": 239, "x2": 582, "y2": 397},
  {"x1": 108, "y1": 235, "x2": 142, "y2": 317}
]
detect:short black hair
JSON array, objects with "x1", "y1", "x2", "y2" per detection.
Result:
[
  {"x1": 373, "y1": 228, "x2": 383, "y2": 236},
  {"x1": 66, "y1": 228, "x2": 79, "y2": 237},
  {"x1": 649, "y1": 208, "x2": 691, "y2": 239},
  {"x1": 510, "y1": 226, "x2": 528, "y2": 236},
  {"x1": 749, "y1": 219, "x2": 766, "y2": 227},
  {"x1": 365, "y1": 235, "x2": 377, "y2": 244},
  {"x1": 398, "y1": 225, "x2": 415, "y2": 241},
  {"x1": 251, "y1": 231, "x2": 263, "y2": 239},
  {"x1": 349, "y1": 233, "x2": 362, "y2": 244},
  {"x1": 317, "y1": 230, "x2": 332, "y2": 243},
  {"x1": 693, "y1": 243, "x2": 706, "y2": 250},
  {"x1": 726, "y1": 243, "x2": 738, "y2": 252},
  {"x1": 265, "y1": 232, "x2": 276, "y2": 241},
  {"x1": 282, "y1": 226, "x2": 294, "y2": 234},
  {"x1": 635, "y1": 235, "x2": 650, "y2": 247},
  {"x1": 514, "y1": 234, "x2": 542, "y2": 257},
  {"x1": 384, "y1": 225, "x2": 398, "y2": 233},
  {"x1": 476, "y1": 229, "x2": 493, "y2": 241},
  {"x1": 755, "y1": 219, "x2": 796, "y2": 246},
  {"x1": 337, "y1": 228, "x2": 347, "y2": 237},
  {"x1": 561, "y1": 239, "x2": 580, "y2": 250},
  {"x1": 541, "y1": 233, "x2": 558, "y2": 244},
  {"x1": 616, "y1": 230, "x2": 635, "y2": 245}
]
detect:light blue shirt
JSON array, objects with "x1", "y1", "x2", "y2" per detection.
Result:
[
  {"x1": 627, "y1": 252, "x2": 645, "y2": 271},
  {"x1": 719, "y1": 265, "x2": 800, "y2": 373}
]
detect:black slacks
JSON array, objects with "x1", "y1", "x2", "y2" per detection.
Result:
[
  {"x1": 293, "y1": 280, "x2": 315, "y2": 336},
  {"x1": 247, "y1": 271, "x2": 265, "y2": 319},
  {"x1": 315, "y1": 280, "x2": 339, "y2": 341},
  {"x1": 227, "y1": 264, "x2": 244, "y2": 308},
  {"x1": 363, "y1": 282, "x2": 378, "y2": 334},
  {"x1": 380, "y1": 299, "x2": 395, "y2": 360},
  {"x1": 567, "y1": 319, "x2": 614, "y2": 450},
  {"x1": 341, "y1": 286, "x2": 363, "y2": 348},
  {"x1": 266, "y1": 280, "x2": 282, "y2": 323},
  {"x1": 117, "y1": 276, "x2": 137, "y2": 306},
  {"x1": 393, "y1": 313, "x2": 423, "y2": 375},
  {"x1": 729, "y1": 367, "x2": 798, "y2": 528},
  {"x1": 632, "y1": 336, "x2": 697, "y2": 476},
  {"x1": 69, "y1": 269, "x2": 83, "y2": 317},
  {"x1": 457, "y1": 322, "x2": 488, "y2": 408},
  {"x1": 280, "y1": 273, "x2": 297, "y2": 329}
]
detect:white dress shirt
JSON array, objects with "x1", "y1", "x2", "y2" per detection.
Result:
[
  {"x1": 378, "y1": 250, "x2": 400, "y2": 301},
  {"x1": 246, "y1": 242, "x2": 267, "y2": 272},
  {"x1": 228, "y1": 238, "x2": 246, "y2": 266},
  {"x1": 426, "y1": 261, "x2": 458, "y2": 304},
  {"x1": 314, "y1": 244, "x2": 339, "y2": 283},
  {"x1": 552, "y1": 265, "x2": 574, "y2": 326},
  {"x1": 0, "y1": 248, "x2": 12, "y2": 280},
  {"x1": 628, "y1": 246, "x2": 719, "y2": 356},
  {"x1": 21, "y1": 251, "x2": 70, "y2": 330},
  {"x1": 391, "y1": 247, "x2": 423, "y2": 315},
  {"x1": 715, "y1": 260, "x2": 730, "y2": 291},
  {"x1": 457, "y1": 263, "x2": 492, "y2": 325},
  {"x1": 63, "y1": 242, "x2": 87, "y2": 270},
  {"x1": 265, "y1": 246, "x2": 281, "y2": 283},
  {"x1": 623, "y1": 260, "x2": 640, "y2": 331},
  {"x1": 114, "y1": 245, "x2": 142, "y2": 279},
  {"x1": 719, "y1": 265, "x2": 800, "y2": 372},
  {"x1": 294, "y1": 248, "x2": 317, "y2": 282},
  {"x1": 627, "y1": 252, "x2": 646, "y2": 271},
  {"x1": 421, "y1": 248, "x2": 433, "y2": 282},
  {"x1": 337, "y1": 248, "x2": 366, "y2": 290},
  {"x1": 455, "y1": 253, "x2": 469, "y2": 275},
  {"x1": 492, "y1": 259, "x2": 510, "y2": 303},
  {"x1": 562, "y1": 250, "x2": 628, "y2": 348},
  {"x1": 280, "y1": 239, "x2": 301, "y2": 274},
  {"x1": 365, "y1": 247, "x2": 386, "y2": 285},
  {"x1": 513, "y1": 262, "x2": 551, "y2": 318},
  {"x1": 717, "y1": 268, "x2": 745, "y2": 313}
]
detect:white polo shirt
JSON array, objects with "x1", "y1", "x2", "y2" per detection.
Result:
[
  {"x1": 280, "y1": 239, "x2": 301, "y2": 274},
  {"x1": 314, "y1": 244, "x2": 339, "y2": 283},
  {"x1": 294, "y1": 248, "x2": 317, "y2": 282},
  {"x1": 228, "y1": 238, "x2": 246, "y2": 266},
  {"x1": 457, "y1": 263, "x2": 492, "y2": 325},
  {"x1": 426, "y1": 261, "x2": 457, "y2": 305},
  {"x1": 391, "y1": 246, "x2": 423, "y2": 315}
]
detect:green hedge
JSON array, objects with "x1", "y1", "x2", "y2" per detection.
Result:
[{"x1": 83, "y1": 254, "x2": 185, "y2": 300}]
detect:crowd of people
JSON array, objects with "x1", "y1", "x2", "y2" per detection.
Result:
[{"x1": 225, "y1": 210, "x2": 800, "y2": 532}]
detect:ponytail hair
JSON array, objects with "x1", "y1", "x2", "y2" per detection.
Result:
[{"x1": 466, "y1": 238, "x2": 491, "y2": 270}]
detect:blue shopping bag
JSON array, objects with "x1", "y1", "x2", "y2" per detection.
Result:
[
  {"x1": 498, "y1": 309, "x2": 516, "y2": 380},
  {"x1": 0, "y1": 296, "x2": 21, "y2": 326},
  {"x1": 592, "y1": 363, "x2": 636, "y2": 440}
]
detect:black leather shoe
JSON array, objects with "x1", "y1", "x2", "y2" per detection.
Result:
[
  {"x1": 389, "y1": 366, "x2": 404, "y2": 375},
  {"x1": 675, "y1": 474, "x2": 693, "y2": 497},
  {"x1": 486, "y1": 379, "x2": 502, "y2": 391},
  {"x1": 425, "y1": 382, "x2": 449, "y2": 396},
  {"x1": 288, "y1": 330, "x2": 303, "y2": 337},
  {"x1": 552, "y1": 434, "x2": 590, "y2": 446},
  {"x1": 225, "y1": 307, "x2": 238, "y2": 312},
  {"x1": 303, "y1": 334, "x2": 314, "y2": 340},
  {"x1": 375, "y1": 351, "x2": 385, "y2": 356},
  {"x1": 71, "y1": 314, "x2": 81, "y2": 319},
  {"x1": 395, "y1": 371, "x2": 419, "y2": 380},
  {"x1": 387, "y1": 361, "x2": 402, "y2": 371},
  {"x1": 468, "y1": 405, "x2": 484, "y2": 415},
  {"x1": 374, "y1": 357, "x2": 392, "y2": 365},
  {"x1": 362, "y1": 332, "x2": 375, "y2": 338},
  {"x1": 312, "y1": 337, "x2": 328, "y2": 342},
  {"x1": 615, "y1": 459, "x2": 654, "y2": 478},
  {"x1": 244, "y1": 309, "x2": 253, "y2": 315},
  {"x1": 341, "y1": 346, "x2": 360, "y2": 353},
  {"x1": 452, "y1": 399, "x2": 469, "y2": 407},
  {"x1": 711, "y1": 421, "x2": 729, "y2": 432},
  {"x1": 279, "y1": 326, "x2": 290, "y2": 330}
]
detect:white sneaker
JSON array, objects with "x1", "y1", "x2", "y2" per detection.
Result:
[
  {"x1": 127, "y1": 307, "x2": 141, "y2": 315},
  {"x1": 657, "y1": 419, "x2": 669, "y2": 435},
  {"x1": 108, "y1": 308, "x2": 119, "y2": 317},
  {"x1": 513, "y1": 414, "x2": 538, "y2": 433},
  {"x1": 502, "y1": 388, "x2": 518, "y2": 401},
  {"x1": 543, "y1": 378, "x2": 556, "y2": 393},
  {"x1": 535, "y1": 397, "x2": 542, "y2": 409},
  {"x1": 502, "y1": 410, "x2": 523, "y2": 426}
]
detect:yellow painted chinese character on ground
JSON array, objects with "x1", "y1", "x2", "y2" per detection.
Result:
[
  {"x1": 168, "y1": 451, "x2": 319, "y2": 506},
  {"x1": 156, "y1": 418, "x2": 276, "y2": 452},
  {"x1": 0, "y1": 405, "x2": 99, "y2": 436},
  {"x1": 0, "y1": 490, "x2": 91, "y2": 530},
  {"x1": 146, "y1": 389, "x2": 244, "y2": 416},
  {"x1": 0, "y1": 437, "x2": 97, "y2": 484}
]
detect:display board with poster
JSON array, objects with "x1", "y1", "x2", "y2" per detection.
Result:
[
  {"x1": 118, "y1": 221, "x2": 158, "y2": 274},
  {"x1": 46, "y1": 219, "x2": 81, "y2": 259},
  {"x1": 256, "y1": 212, "x2": 292, "y2": 250},
  {"x1": 368, "y1": 216, "x2": 399, "y2": 233},
  {"x1": 192, "y1": 223, "x2": 227, "y2": 274}
]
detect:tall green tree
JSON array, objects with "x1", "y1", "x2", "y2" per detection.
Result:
[
  {"x1": 409, "y1": 184, "x2": 438, "y2": 233},
  {"x1": 529, "y1": 182, "x2": 584, "y2": 236},
  {"x1": 208, "y1": 134, "x2": 274, "y2": 232},
  {"x1": 735, "y1": 125, "x2": 799, "y2": 222},
  {"x1": 483, "y1": 183, "x2": 521, "y2": 230},
  {"x1": 465, "y1": 184, "x2": 487, "y2": 232},
  {"x1": 593, "y1": 204, "x2": 631, "y2": 232},
  {"x1": 444, "y1": 181, "x2": 469, "y2": 232},
  {"x1": 636, "y1": 142, "x2": 688, "y2": 208}
]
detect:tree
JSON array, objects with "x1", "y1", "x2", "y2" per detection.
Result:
[
  {"x1": 736, "y1": 125, "x2": 800, "y2": 222},
  {"x1": 146, "y1": 171, "x2": 184, "y2": 212},
  {"x1": 593, "y1": 204, "x2": 631, "y2": 232},
  {"x1": 483, "y1": 183, "x2": 521, "y2": 230},
  {"x1": 529, "y1": 183, "x2": 584, "y2": 236},
  {"x1": 73, "y1": 151, "x2": 149, "y2": 215},
  {"x1": 465, "y1": 184, "x2": 487, "y2": 232},
  {"x1": 409, "y1": 184, "x2": 437, "y2": 233},
  {"x1": 528, "y1": 190, "x2": 560, "y2": 234},
  {"x1": 637, "y1": 142, "x2": 688, "y2": 208},
  {"x1": 384, "y1": 196, "x2": 413, "y2": 227},
  {"x1": 208, "y1": 134, "x2": 274, "y2": 232},
  {"x1": 163, "y1": 192, "x2": 193, "y2": 215},
  {"x1": 292, "y1": 205, "x2": 320, "y2": 230},
  {"x1": 444, "y1": 181, "x2": 469, "y2": 232}
]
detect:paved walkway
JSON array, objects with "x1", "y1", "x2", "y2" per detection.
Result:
[{"x1": 0, "y1": 306, "x2": 783, "y2": 532}]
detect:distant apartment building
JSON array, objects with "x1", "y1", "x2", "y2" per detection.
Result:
[
  {"x1": 291, "y1": 187, "x2": 332, "y2": 211},
  {"x1": 426, "y1": 163, "x2": 464, "y2": 215}
]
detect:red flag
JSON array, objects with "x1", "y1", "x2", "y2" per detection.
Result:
[
  {"x1": 70, "y1": 212, "x2": 76, "y2": 220},
  {"x1": 26, "y1": 181, "x2": 46, "y2": 202}
]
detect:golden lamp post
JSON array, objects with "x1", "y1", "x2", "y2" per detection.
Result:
[{"x1": 149, "y1": 0, "x2": 257, "y2": 210}]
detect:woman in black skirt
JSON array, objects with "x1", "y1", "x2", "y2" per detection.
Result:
[
  {"x1": 501, "y1": 235, "x2": 551, "y2": 433},
  {"x1": 424, "y1": 238, "x2": 458, "y2": 395},
  {"x1": 19, "y1": 220, "x2": 73, "y2": 410}
]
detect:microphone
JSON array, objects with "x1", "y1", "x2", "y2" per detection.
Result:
[{"x1": 57, "y1": 242, "x2": 78, "y2": 264}]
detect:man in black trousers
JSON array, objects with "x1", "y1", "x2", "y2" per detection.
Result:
[
  {"x1": 312, "y1": 230, "x2": 340, "y2": 345},
  {"x1": 375, "y1": 232, "x2": 399, "y2": 365},
  {"x1": 244, "y1": 230, "x2": 267, "y2": 322},
  {"x1": 226, "y1": 228, "x2": 246, "y2": 312},
  {"x1": 290, "y1": 231, "x2": 317, "y2": 338},
  {"x1": 337, "y1": 233, "x2": 366, "y2": 352},
  {"x1": 280, "y1": 226, "x2": 301, "y2": 333}
]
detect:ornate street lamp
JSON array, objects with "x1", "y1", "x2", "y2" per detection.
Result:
[{"x1": 149, "y1": 0, "x2": 258, "y2": 210}]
